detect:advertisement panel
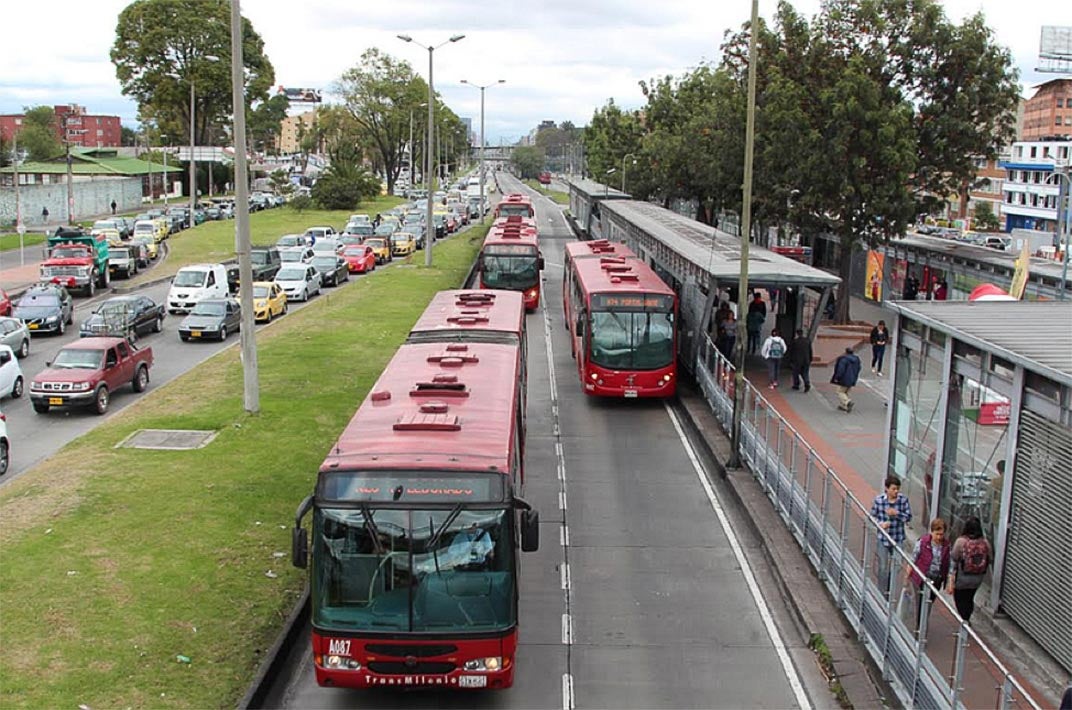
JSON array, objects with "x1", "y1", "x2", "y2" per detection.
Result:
[{"x1": 865, "y1": 251, "x2": 884, "y2": 301}]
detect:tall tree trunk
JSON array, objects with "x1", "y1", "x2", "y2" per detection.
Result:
[{"x1": 835, "y1": 237, "x2": 854, "y2": 324}]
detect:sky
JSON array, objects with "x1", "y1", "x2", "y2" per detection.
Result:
[{"x1": 1, "y1": 0, "x2": 1068, "y2": 145}]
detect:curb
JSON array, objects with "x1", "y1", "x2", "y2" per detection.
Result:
[{"x1": 238, "y1": 588, "x2": 309, "y2": 710}]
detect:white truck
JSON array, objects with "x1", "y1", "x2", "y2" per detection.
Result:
[{"x1": 166, "y1": 263, "x2": 239, "y2": 315}]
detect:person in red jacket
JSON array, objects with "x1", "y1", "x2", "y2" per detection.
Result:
[{"x1": 908, "y1": 518, "x2": 951, "y2": 632}]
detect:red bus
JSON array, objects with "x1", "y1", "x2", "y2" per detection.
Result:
[
  {"x1": 292, "y1": 310, "x2": 539, "y2": 692},
  {"x1": 561, "y1": 240, "x2": 638, "y2": 337},
  {"x1": 476, "y1": 217, "x2": 544, "y2": 311},
  {"x1": 493, "y1": 193, "x2": 535, "y2": 219},
  {"x1": 562, "y1": 240, "x2": 677, "y2": 398}
]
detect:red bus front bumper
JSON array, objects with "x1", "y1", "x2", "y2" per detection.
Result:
[
  {"x1": 582, "y1": 366, "x2": 676, "y2": 398},
  {"x1": 312, "y1": 630, "x2": 517, "y2": 690}
]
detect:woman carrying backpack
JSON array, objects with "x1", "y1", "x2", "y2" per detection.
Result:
[
  {"x1": 947, "y1": 516, "x2": 992, "y2": 623},
  {"x1": 760, "y1": 328, "x2": 787, "y2": 389}
]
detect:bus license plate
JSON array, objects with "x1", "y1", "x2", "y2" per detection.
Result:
[
  {"x1": 624, "y1": 389, "x2": 638, "y2": 398},
  {"x1": 48, "y1": 397, "x2": 64, "y2": 405},
  {"x1": 459, "y1": 676, "x2": 487, "y2": 688},
  {"x1": 191, "y1": 331, "x2": 201, "y2": 338}
]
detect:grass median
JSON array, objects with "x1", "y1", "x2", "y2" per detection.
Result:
[
  {"x1": 0, "y1": 225, "x2": 486, "y2": 708},
  {"x1": 0, "y1": 232, "x2": 47, "y2": 254},
  {"x1": 522, "y1": 179, "x2": 569, "y2": 205},
  {"x1": 128, "y1": 198, "x2": 404, "y2": 286}
]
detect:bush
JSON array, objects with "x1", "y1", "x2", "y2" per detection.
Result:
[
  {"x1": 973, "y1": 201, "x2": 1000, "y2": 232},
  {"x1": 288, "y1": 194, "x2": 313, "y2": 214},
  {"x1": 312, "y1": 168, "x2": 381, "y2": 211}
]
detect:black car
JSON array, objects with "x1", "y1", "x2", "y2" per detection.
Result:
[
  {"x1": 13, "y1": 285, "x2": 74, "y2": 335},
  {"x1": 311, "y1": 255, "x2": 350, "y2": 287},
  {"x1": 178, "y1": 299, "x2": 241, "y2": 341},
  {"x1": 80, "y1": 295, "x2": 165, "y2": 340}
]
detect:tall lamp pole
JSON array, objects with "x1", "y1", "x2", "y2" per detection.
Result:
[
  {"x1": 729, "y1": 0, "x2": 760, "y2": 469},
  {"x1": 461, "y1": 79, "x2": 505, "y2": 224},
  {"x1": 161, "y1": 134, "x2": 170, "y2": 207},
  {"x1": 174, "y1": 55, "x2": 219, "y2": 228},
  {"x1": 621, "y1": 153, "x2": 636, "y2": 192},
  {"x1": 398, "y1": 33, "x2": 466, "y2": 267},
  {"x1": 229, "y1": 0, "x2": 259, "y2": 413}
]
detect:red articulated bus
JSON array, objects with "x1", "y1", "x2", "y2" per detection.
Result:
[
  {"x1": 291, "y1": 292, "x2": 539, "y2": 692},
  {"x1": 477, "y1": 216, "x2": 544, "y2": 311},
  {"x1": 493, "y1": 193, "x2": 535, "y2": 219},
  {"x1": 562, "y1": 240, "x2": 677, "y2": 398}
]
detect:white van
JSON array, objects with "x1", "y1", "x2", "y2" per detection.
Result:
[{"x1": 167, "y1": 263, "x2": 234, "y2": 314}]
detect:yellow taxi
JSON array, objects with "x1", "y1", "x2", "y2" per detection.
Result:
[
  {"x1": 92, "y1": 228, "x2": 124, "y2": 247},
  {"x1": 390, "y1": 231, "x2": 416, "y2": 256},
  {"x1": 133, "y1": 219, "x2": 168, "y2": 245},
  {"x1": 131, "y1": 236, "x2": 159, "y2": 260},
  {"x1": 365, "y1": 237, "x2": 392, "y2": 264},
  {"x1": 252, "y1": 281, "x2": 287, "y2": 322}
]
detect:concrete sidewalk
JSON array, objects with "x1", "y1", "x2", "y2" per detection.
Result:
[{"x1": 736, "y1": 295, "x2": 1062, "y2": 708}]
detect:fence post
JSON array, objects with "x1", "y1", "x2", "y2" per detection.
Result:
[
  {"x1": 860, "y1": 526, "x2": 872, "y2": 631},
  {"x1": 950, "y1": 623, "x2": 968, "y2": 708},
  {"x1": 801, "y1": 450, "x2": 813, "y2": 551},
  {"x1": 787, "y1": 436, "x2": 797, "y2": 534},
  {"x1": 836, "y1": 494, "x2": 851, "y2": 609},
  {"x1": 773, "y1": 419, "x2": 784, "y2": 508},
  {"x1": 818, "y1": 471, "x2": 831, "y2": 581},
  {"x1": 999, "y1": 675, "x2": 1014, "y2": 710}
]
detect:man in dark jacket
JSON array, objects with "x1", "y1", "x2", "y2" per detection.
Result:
[
  {"x1": 831, "y1": 347, "x2": 862, "y2": 412},
  {"x1": 788, "y1": 329, "x2": 813, "y2": 392}
]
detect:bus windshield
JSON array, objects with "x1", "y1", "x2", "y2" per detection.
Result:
[
  {"x1": 589, "y1": 305, "x2": 674, "y2": 370},
  {"x1": 497, "y1": 205, "x2": 532, "y2": 218},
  {"x1": 312, "y1": 507, "x2": 515, "y2": 634},
  {"x1": 482, "y1": 246, "x2": 539, "y2": 289}
]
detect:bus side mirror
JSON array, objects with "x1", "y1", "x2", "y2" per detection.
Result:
[
  {"x1": 292, "y1": 526, "x2": 308, "y2": 569},
  {"x1": 520, "y1": 510, "x2": 539, "y2": 552},
  {"x1": 537, "y1": 256, "x2": 545, "y2": 270},
  {"x1": 476, "y1": 255, "x2": 484, "y2": 272},
  {"x1": 575, "y1": 314, "x2": 585, "y2": 337}
]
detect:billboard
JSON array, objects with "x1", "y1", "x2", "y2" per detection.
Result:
[
  {"x1": 276, "y1": 86, "x2": 322, "y2": 103},
  {"x1": 1038, "y1": 26, "x2": 1072, "y2": 73}
]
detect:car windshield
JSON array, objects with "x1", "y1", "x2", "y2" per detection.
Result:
[
  {"x1": 481, "y1": 247, "x2": 539, "y2": 289},
  {"x1": 251, "y1": 251, "x2": 272, "y2": 265},
  {"x1": 312, "y1": 258, "x2": 337, "y2": 269},
  {"x1": 277, "y1": 235, "x2": 300, "y2": 247},
  {"x1": 18, "y1": 294, "x2": 60, "y2": 309},
  {"x1": 311, "y1": 506, "x2": 514, "y2": 633},
  {"x1": 343, "y1": 247, "x2": 365, "y2": 257},
  {"x1": 50, "y1": 246, "x2": 88, "y2": 259},
  {"x1": 391, "y1": 234, "x2": 410, "y2": 243},
  {"x1": 173, "y1": 270, "x2": 207, "y2": 287},
  {"x1": 109, "y1": 248, "x2": 132, "y2": 258},
  {"x1": 277, "y1": 268, "x2": 306, "y2": 281},
  {"x1": 191, "y1": 302, "x2": 226, "y2": 316},
  {"x1": 366, "y1": 239, "x2": 386, "y2": 249},
  {"x1": 280, "y1": 251, "x2": 303, "y2": 262},
  {"x1": 93, "y1": 221, "x2": 117, "y2": 231},
  {"x1": 374, "y1": 225, "x2": 394, "y2": 236},
  {"x1": 98, "y1": 300, "x2": 135, "y2": 316},
  {"x1": 253, "y1": 286, "x2": 270, "y2": 298},
  {"x1": 589, "y1": 306, "x2": 675, "y2": 370},
  {"x1": 52, "y1": 348, "x2": 104, "y2": 369}
]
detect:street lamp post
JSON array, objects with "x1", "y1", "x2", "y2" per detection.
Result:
[
  {"x1": 161, "y1": 134, "x2": 170, "y2": 207},
  {"x1": 461, "y1": 79, "x2": 505, "y2": 224},
  {"x1": 621, "y1": 153, "x2": 636, "y2": 192},
  {"x1": 1047, "y1": 168, "x2": 1071, "y2": 299},
  {"x1": 604, "y1": 168, "x2": 616, "y2": 198},
  {"x1": 173, "y1": 55, "x2": 219, "y2": 228},
  {"x1": 398, "y1": 33, "x2": 465, "y2": 267}
]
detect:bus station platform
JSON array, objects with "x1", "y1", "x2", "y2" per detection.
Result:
[{"x1": 682, "y1": 294, "x2": 1065, "y2": 708}]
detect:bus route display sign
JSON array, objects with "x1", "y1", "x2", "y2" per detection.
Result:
[{"x1": 591, "y1": 293, "x2": 674, "y2": 311}]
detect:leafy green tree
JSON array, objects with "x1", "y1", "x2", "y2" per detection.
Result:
[
  {"x1": 334, "y1": 48, "x2": 426, "y2": 194},
  {"x1": 582, "y1": 100, "x2": 645, "y2": 183},
  {"x1": 511, "y1": 146, "x2": 545, "y2": 179},
  {"x1": 111, "y1": 0, "x2": 275, "y2": 148},
  {"x1": 973, "y1": 201, "x2": 1000, "y2": 231},
  {"x1": 288, "y1": 193, "x2": 312, "y2": 213},
  {"x1": 17, "y1": 106, "x2": 63, "y2": 161},
  {"x1": 120, "y1": 126, "x2": 139, "y2": 147},
  {"x1": 269, "y1": 168, "x2": 294, "y2": 196},
  {"x1": 248, "y1": 94, "x2": 290, "y2": 154},
  {"x1": 0, "y1": 134, "x2": 11, "y2": 168}
]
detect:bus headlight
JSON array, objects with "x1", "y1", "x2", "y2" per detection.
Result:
[
  {"x1": 590, "y1": 373, "x2": 598, "y2": 380},
  {"x1": 463, "y1": 657, "x2": 502, "y2": 671},
  {"x1": 663, "y1": 374, "x2": 672, "y2": 382},
  {"x1": 323, "y1": 655, "x2": 361, "y2": 670}
]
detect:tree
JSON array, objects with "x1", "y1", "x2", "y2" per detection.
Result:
[
  {"x1": 17, "y1": 106, "x2": 63, "y2": 161},
  {"x1": 334, "y1": 48, "x2": 425, "y2": 195},
  {"x1": 248, "y1": 94, "x2": 290, "y2": 154},
  {"x1": 111, "y1": 0, "x2": 275, "y2": 148},
  {"x1": 582, "y1": 100, "x2": 645, "y2": 181},
  {"x1": 268, "y1": 168, "x2": 294, "y2": 196},
  {"x1": 120, "y1": 126, "x2": 139, "y2": 147},
  {"x1": 973, "y1": 201, "x2": 1000, "y2": 231},
  {"x1": 288, "y1": 194, "x2": 312, "y2": 214},
  {"x1": 511, "y1": 146, "x2": 545, "y2": 179}
]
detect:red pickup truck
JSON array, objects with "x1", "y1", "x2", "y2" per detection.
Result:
[{"x1": 30, "y1": 336, "x2": 153, "y2": 415}]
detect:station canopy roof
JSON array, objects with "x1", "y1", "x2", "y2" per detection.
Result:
[{"x1": 567, "y1": 178, "x2": 630, "y2": 200}]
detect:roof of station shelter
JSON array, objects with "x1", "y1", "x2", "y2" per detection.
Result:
[
  {"x1": 887, "y1": 300, "x2": 1072, "y2": 386},
  {"x1": 0, "y1": 147, "x2": 180, "y2": 176},
  {"x1": 568, "y1": 178, "x2": 630, "y2": 200},
  {"x1": 602, "y1": 199, "x2": 841, "y2": 288}
]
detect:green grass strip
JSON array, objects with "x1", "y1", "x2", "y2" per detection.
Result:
[
  {"x1": 522, "y1": 179, "x2": 569, "y2": 205},
  {"x1": 0, "y1": 232, "x2": 47, "y2": 254},
  {"x1": 0, "y1": 226, "x2": 486, "y2": 708}
]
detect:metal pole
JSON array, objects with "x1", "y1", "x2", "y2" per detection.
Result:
[
  {"x1": 1057, "y1": 168, "x2": 1069, "y2": 300},
  {"x1": 189, "y1": 79, "x2": 197, "y2": 227},
  {"x1": 65, "y1": 115, "x2": 75, "y2": 225},
  {"x1": 479, "y1": 86, "x2": 486, "y2": 224},
  {"x1": 231, "y1": 0, "x2": 259, "y2": 414},
  {"x1": 425, "y1": 45, "x2": 435, "y2": 267},
  {"x1": 408, "y1": 110, "x2": 415, "y2": 190},
  {"x1": 163, "y1": 137, "x2": 169, "y2": 207},
  {"x1": 729, "y1": 0, "x2": 760, "y2": 468},
  {"x1": 13, "y1": 130, "x2": 25, "y2": 265}
]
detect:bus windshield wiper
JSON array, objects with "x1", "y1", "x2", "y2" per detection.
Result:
[
  {"x1": 359, "y1": 503, "x2": 385, "y2": 555},
  {"x1": 429, "y1": 504, "x2": 463, "y2": 549}
]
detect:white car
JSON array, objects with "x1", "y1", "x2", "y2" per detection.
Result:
[
  {"x1": 311, "y1": 238, "x2": 342, "y2": 256},
  {"x1": 279, "y1": 246, "x2": 315, "y2": 264},
  {"x1": 0, "y1": 405, "x2": 8, "y2": 475},
  {"x1": 0, "y1": 344, "x2": 25, "y2": 400},
  {"x1": 275, "y1": 265, "x2": 322, "y2": 302},
  {"x1": 347, "y1": 214, "x2": 372, "y2": 225},
  {"x1": 303, "y1": 226, "x2": 337, "y2": 244}
]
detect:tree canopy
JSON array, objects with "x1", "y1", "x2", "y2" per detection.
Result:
[
  {"x1": 111, "y1": 0, "x2": 275, "y2": 147},
  {"x1": 15, "y1": 106, "x2": 64, "y2": 162}
]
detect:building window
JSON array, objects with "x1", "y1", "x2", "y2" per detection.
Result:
[
  {"x1": 1015, "y1": 146, "x2": 1023, "y2": 157},
  {"x1": 1058, "y1": 99, "x2": 1065, "y2": 108},
  {"x1": 1030, "y1": 146, "x2": 1037, "y2": 157}
]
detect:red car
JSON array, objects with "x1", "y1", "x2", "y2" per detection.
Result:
[
  {"x1": 341, "y1": 245, "x2": 376, "y2": 273},
  {"x1": 0, "y1": 290, "x2": 10, "y2": 317}
]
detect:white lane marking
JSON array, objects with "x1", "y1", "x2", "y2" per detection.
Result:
[
  {"x1": 560, "y1": 562, "x2": 571, "y2": 591},
  {"x1": 561, "y1": 613, "x2": 573, "y2": 644},
  {"x1": 558, "y1": 489, "x2": 568, "y2": 511},
  {"x1": 664, "y1": 402, "x2": 813, "y2": 710},
  {"x1": 560, "y1": 525, "x2": 570, "y2": 547},
  {"x1": 562, "y1": 673, "x2": 575, "y2": 710}
]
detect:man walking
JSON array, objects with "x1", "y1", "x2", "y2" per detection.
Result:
[
  {"x1": 110, "y1": 199, "x2": 117, "y2": 215},
  {"x1": 831, "y1": 346, "x2": 861, "y2": 412},
  {"x1": 760, "y1": 328, "x2": 787, "y2": 389},
  {"x1": 870, "y1": 475, "x2": 912, "y2": 594},
  {"x1": 788, "y1": 329, "x2": 812, "y2": 392}
]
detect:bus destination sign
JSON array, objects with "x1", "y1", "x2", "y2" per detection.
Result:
[{"x1": 592, "y1": 293, "x2": 674, "y2": 311}]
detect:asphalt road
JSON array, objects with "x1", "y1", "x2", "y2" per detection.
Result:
[
  {"x1": 0, "y1": 218, "x2": 476, "y2": 483},
  {"x1": 264, "y1": 175, "x2": 831, "y2": 709}
]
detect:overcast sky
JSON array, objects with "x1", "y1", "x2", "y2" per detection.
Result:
[{"x1": 1, "y1": 1, "x2": 1066, "y2": 145}]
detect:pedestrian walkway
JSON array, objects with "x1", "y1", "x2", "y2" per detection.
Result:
[{"x1": 739, "y1": 295, "x2": 1061, "y2": 708}]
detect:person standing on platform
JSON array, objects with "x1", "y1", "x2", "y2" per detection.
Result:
[
  {"x1": 746, "y1": 294, "x2": 765, "y2": 355},
  {"x1": 909, "y1": 518, "x2": 951, "y2": 631},
  {"x1": 870, "y1": 474, "x2": 912, "y2": 594},
  {"x1": 788, "y1": 329, "x2": 813, "y2": 392},
  {"x1": 947, "y1": 516, "x2": 992, "y2": 624},
  {"x1": 831, "y1": 346, "x2": 861, "y2": 412},
  {"x1": 718, "y1": 311, "x2": 737, "y2": 360},
  {"x1": 760, "y1": 328, "x2": 787, "y2": 389},
  {"x1": 870, "y1": 320, "x2": 889, "y2": 375},
  {"x1": 903, "y1": 273, "x2": 919, "y2": 301}
]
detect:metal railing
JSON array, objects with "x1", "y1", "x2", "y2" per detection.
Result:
[{"x1": 694, "y1": 335, "x2": 1040, "y2": 710}]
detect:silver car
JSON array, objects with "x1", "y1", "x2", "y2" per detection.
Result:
[
  {"x1": 0, "y1": 316, "x2": 31, "y2": 358},
  {"x1": 274, "y1": 265, "x2": 322, "y2": 302}
]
